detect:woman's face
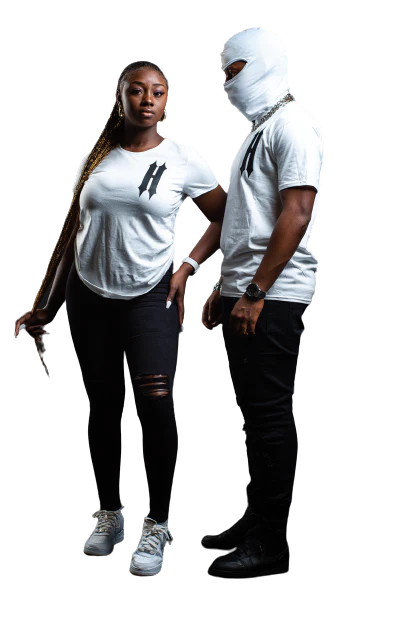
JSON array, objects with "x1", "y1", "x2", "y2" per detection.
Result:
[{"x1": 119, "y1": 68, "x2": 168, "y2": 128}]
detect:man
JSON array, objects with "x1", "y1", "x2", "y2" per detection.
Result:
[{"x1": 202, "y1": 27, "x2": 324, "y2": 578}]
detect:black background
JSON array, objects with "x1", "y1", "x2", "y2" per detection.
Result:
[{"x1": 6, "y1": 16, "x2": 336, "y2": 584}]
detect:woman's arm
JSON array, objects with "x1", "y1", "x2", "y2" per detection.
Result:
[
  {"x1": 43, "y1": 202, "x2": 80, "y2": 320},
  {"x1": 184, "y1": 184, "x2": 227, "y2": 265},
  {"x1": 166, "y1": 185, "x2": 227, "y2": 325},
  {"x1": 15, "y1": 198, "x2": 80, "y2": 339}
]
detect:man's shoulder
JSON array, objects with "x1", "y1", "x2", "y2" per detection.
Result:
[{"x1": 265, "y1": 101, "x2": 322, "y2": 140}]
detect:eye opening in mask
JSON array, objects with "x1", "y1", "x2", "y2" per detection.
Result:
[{"x1": 223, "y1": 59, "x2": 248, "y2": 84}]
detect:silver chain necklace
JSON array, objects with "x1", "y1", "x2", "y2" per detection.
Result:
[{"x1": 252, "y1": 93, "x2": 295, "y2": 132}]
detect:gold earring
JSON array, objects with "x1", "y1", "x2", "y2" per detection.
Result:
[
  {"x1": 118, "y1": 103, "x2": 124, "y2": 118},
  {"x1": 161, "y1": 109, "x2": 167, "y2": 121}
]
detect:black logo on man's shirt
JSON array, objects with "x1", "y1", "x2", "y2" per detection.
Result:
[
  {"x1": 139, "y1": 162, "x2": 167, "y2": 198},
  {"x1": 240, "y1": 130, "x2": 263, "y2": 177}
]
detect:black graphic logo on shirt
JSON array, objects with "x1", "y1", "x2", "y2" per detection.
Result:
[
  {"x1": 138, "y1": 162, "x2": 167, "y2": 198},
  {"x1": 240, "y1": 130, "x2": 263, "y2": 177}
]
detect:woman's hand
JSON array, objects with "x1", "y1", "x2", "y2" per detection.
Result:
[
  {"x1": 202, "y1": 290, "x2": 223, "y2": 330},
  {"x1": 14, "y1": 308, "x2": 54, "y2": 343},
  {"x1": 166, "y1": 264, "x2": 193, "y2": 327}
]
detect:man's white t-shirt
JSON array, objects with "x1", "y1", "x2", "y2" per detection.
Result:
[
  {"x1": 220, "y1": 101, "x2": 324, "y2": 303},
  {"x1": 73, "y1": 139, "x2": 218, "y2": 299}
]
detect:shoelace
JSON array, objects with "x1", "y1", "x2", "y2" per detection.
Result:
[
  {"x1": 137, "y1": 523, "x2": 173, "y2": 554},
  {"x1": 93, "y1": 510, "x2": 121, "y2": 534}
]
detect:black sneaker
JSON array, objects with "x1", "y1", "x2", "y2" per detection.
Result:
[{"x1": 208, "y1": 531, "x2": 289, "y2": 579}]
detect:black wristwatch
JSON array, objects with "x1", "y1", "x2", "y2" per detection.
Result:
[{"x1": 245, "y1": 282, "x2": 266, "y2": 301}]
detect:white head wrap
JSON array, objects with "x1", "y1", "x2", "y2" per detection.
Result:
[{"x1": 221, "y1": 27, "x2": 290, "y2": 122}]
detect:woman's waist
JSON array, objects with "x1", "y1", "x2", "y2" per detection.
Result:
[{"x1": 70, "y1": 255, "x2": 173, "y2": 303}]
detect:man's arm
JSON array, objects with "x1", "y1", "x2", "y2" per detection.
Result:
[
  {"x1": 253, "y1": 186, "x2": 316, "y2": 290},
  {"x1": 229, "y1": 185, "x2": 317, "y2": 336}
]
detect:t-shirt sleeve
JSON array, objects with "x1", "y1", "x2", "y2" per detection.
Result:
[
  {"x1": 182, "y1": 147, "x2": 219, "y2": 199},
  {"x1": 271, "y1": 121, "x2": 323, "y2": 192},
  {"x1": 72, "y1": 154, "x2": 90, "y2": 193}
]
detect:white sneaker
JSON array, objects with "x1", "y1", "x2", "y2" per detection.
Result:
[
  {"x1": 129, "y1": 517, "x2": 173, "y2": 576},
  {"x1": 84, "y1": 509, "x2": 124, "y2": 556}
]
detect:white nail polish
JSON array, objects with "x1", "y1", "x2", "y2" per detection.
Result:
[
  {"x1": 180, "y1": 324, "x2": 184, "y2": 332},
  {"x1": 166, "y1": 301, "x2": 172, "y2": 309}
]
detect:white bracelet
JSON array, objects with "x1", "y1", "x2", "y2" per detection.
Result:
[{"x1": 181, "y1": 256, "x2": 199, "y2": 274}]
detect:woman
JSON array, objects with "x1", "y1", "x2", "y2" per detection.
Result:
[{"x1": 14, "y1": 61, "x2": 226, "y2": 576}]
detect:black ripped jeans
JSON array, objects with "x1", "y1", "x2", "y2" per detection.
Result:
[
  {"x1": 65, "y1": 262, "x2": 180, "y2": 523},
  {"x1": 222, "y1": 297, "x2": 308, "y2": 540}
]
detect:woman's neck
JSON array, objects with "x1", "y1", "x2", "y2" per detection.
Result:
[{"x1": 120, "y1": 123, "x2": 164, "y2": 153}]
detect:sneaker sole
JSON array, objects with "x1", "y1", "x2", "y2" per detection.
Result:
[
  {"x1": 129, "y1": 563, "x2": 162, "y2": 576},
  {"x1": 208, "y1": 560, "x2": 289, "y2": 579},
  {"x1": 208, "y1": 547, "x2": 290, "y2": 578},
  {"x1": 83, "y1": 530, "x2": 124, "y2": 556}
]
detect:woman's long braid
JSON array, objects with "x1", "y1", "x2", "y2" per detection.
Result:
[
  {"x1": 30, "y1": 61, "x2": 168, "y2": 375},
  {"x1": 31, "y1": 102, "x2": 123, "y2": 315}
]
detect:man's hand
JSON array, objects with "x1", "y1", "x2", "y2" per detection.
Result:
[
  {"x1": 229, "y1": 295, "x2": 265, "y2": 336},
  {"x1": 202, "y1": 290, "x2": 223, "y2": 330}
]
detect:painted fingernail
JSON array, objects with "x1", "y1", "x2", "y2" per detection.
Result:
[
  {"x1": 166, "y1": 301, "x2": 172, "y2": 309},
  {"x1": 180, "y1": 325, "x2": 184, "y2": 332}
]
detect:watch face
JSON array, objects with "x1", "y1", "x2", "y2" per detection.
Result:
[{"x1": 246, "y1": 283, "x2": 259, "y2": 297}]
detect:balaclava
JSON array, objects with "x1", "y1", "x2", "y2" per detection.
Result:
[{"x1": 221, "y1": 27, "x2": 290, "y2": 122}]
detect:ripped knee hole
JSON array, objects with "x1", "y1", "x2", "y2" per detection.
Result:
[{"x1": 134, "y1": 374, "x2": 170, "y2": 399}]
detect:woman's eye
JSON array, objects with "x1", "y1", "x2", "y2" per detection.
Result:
[
  {"x1": 131, "y1": 89, "x2": 142, "y2": 95},
  {"x1": 154, "y1": 91, "x2": 164, "y2": 97}
]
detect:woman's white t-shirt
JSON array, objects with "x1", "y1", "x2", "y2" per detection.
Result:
[{"x1": 73, "y1": 139, "x2": 218, "y2": 299}]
